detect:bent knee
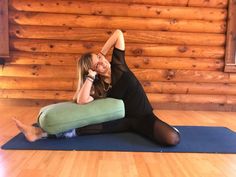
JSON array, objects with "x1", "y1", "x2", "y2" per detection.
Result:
[{"x1": 167, "y1": 131, "x2": 181, "y2": 146}]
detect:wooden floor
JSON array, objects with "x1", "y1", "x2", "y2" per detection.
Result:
[{"x1": 1, "y1": 105, "x2": 236, "y2": 177}]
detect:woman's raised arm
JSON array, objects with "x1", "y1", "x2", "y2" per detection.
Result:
[{"x1": 100, "y1": 29, "x2": 125, "y2": 56}]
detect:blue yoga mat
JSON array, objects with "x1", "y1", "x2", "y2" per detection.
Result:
[{"x1": 2, "y1": 126, "x2": 236, "y2": 153}]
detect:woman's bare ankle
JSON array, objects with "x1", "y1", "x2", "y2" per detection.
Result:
[{"x1": 12, "y1": 117, "x2": 47, "y2": 142}]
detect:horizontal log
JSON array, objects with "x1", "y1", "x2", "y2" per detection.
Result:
[
  {"x1": 0, "y1": 65, "x2": 76, "y2": 78},
  {"x1": 9, "y1": 0, "x2": 227, "y2": 21},
  {"x1": 133, "y1": 69, "x2": 232, "y2": 83},
  {"x1": 1, "y1": 98, "x2": 236, "y2": 111},
  {"x1": 188, "y1": 0, "x2": 228, "y2": 8},
  {"x1": 8, "y1": 51, "x2": 78, "y2": 65},
  {"x1": 0, "y1": 89, "x2": 73, "y2": 100},
  {"x1": 126, "y1": 57, "x2": 224, "y2": 71},
  {"x1": 148, "y1": 93, "x2": 236, "y2": 104},
  {"x1": 0, "y1": 98, "x2": 60, "y2": 107},
  {"x1": 1, "y1": 90, "x2": 235, "y2": 104},
  {"x1": 86, "y1": 0, "x2": 228, "y2": 8},
  {"x1": 10, "y1": 25, "x2": 226, "y2": 46},
  {"x1": 141, "y1": 81, "x2": 236, "y2": 95},
  {"x1": 0, "y1": 77, "x2": 75, "y2": 90},
  {"x1": 230, "y1": 73, "x2": 236, "y2": 83},
  {"x1": 10, "y1": 39, "x2": 225, "y2": 58},
  {"x1": 153, "y1": 102, "x2": 236, "y2": 111},
  {"x1": 2, "y1": 76, "x2": 236, "y2": 95},
  {"x1": 9, "y1": 11, "x2": 226, "y2": 33},
  {"x1": 1, "y1": 65, "x2": 235, "y2": 83},
  {"x1": 8, "y1": 51, "x2": 224, "y2": 71}
]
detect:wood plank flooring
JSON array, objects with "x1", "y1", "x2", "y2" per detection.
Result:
[{"x1": 1, "y1": 105, "x2": 236, "y2": 177}]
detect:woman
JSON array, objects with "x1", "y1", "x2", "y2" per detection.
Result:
[
  {"x1": 73, "y1": 29, "x2": 180, "y2": 146},
  {"x1": 13, "y1": 29, "x2": 180, "y2": 146}
]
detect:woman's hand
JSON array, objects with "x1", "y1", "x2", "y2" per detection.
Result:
[
  {"x1": 88, "y1": 69, "x2": 97, "y2": 78},
  {"x1": 77, "y1": 69, "x2": 96, "y2": 104}
]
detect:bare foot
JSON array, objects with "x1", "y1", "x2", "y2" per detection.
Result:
[{"x1": 12, "y1": 117, "x2": 46, "y2": 142}]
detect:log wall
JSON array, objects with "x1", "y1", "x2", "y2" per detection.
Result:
[{"x1": 1, "y1": 0, "x2": 236, "y2": 111}]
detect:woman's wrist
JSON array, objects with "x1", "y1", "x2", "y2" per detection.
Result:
[
  {"x1": 99, "y1": 51, "x2": 106, "y2": 56},
  {"x1": 87, "y1": 74, "x2": 95, "y2": 80},
  {"x1": 86, "y1": 75, "x2": 95, "y2": 82},
  {"x1": 86, "y1": 77, "x2": 94, "y2": 82}
]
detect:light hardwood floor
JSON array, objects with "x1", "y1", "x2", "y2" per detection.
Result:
[{"x1": 1, "y1": 105, "x2": 236, "y2": 177}]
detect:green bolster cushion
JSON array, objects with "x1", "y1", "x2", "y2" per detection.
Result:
[{"x1": 38, "y1": 98, "x2": 125, "y2": 134}]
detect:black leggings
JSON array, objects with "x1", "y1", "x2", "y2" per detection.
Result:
[{"x1": 76, "y1": 113, "x2": 180, "y2": 146}]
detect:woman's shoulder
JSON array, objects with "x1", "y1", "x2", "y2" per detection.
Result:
[
  {"x1": 113, "y1": 47, "x2": 125, "y2": 52},
  {"x1": 111, "y1": 47, "x2": 126, "y2": 65},
  {"x1": 112, "y1": 47, "x2": 125, "y2": 58}
]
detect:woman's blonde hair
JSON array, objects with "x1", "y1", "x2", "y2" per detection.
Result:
[{"x1": 76, "y1": 53, "x2": 109, "y2": 99}]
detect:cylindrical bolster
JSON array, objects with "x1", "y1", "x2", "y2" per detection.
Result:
[{"x1": 38, "y1": 98, "x2": 125, "y2": 134}]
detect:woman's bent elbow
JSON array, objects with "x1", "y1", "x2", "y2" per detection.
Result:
[
  {"x1": 76, "y1": 99, "x2": 87, "y2": 105},
  {"x1": 76, "y1": 97, "x2": 94, "y2": 105},
  {"x1": 76, "y1": 97, "x2": 86, "y2": 104},
  {"x1": 116, "y1": 29, "x2": 123, "y2": 35}
]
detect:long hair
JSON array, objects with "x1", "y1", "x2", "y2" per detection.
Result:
[{"x1": 76, "y1": 53, "x2": 109, "y2": 99}]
